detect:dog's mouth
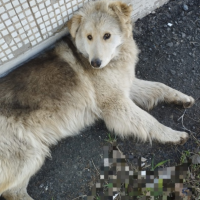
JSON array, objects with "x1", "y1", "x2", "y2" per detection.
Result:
[{"x1": 91, "y1": 63, "x2": 103, "y2": 69}]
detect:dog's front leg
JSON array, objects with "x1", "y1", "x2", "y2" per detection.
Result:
[
  {"x1": 130, "y1": 79, "x2": 195, "y2": 110},
  {"x1": 2, "y1": 179, "x2": 33, "y2": 200},
  {"x1": 101, "y1": 96, "x2": 188, "y2": 144}
]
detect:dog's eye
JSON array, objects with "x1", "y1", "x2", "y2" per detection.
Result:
[
  {"x1": 103, "y1": 33, "x2": 111, "y2": 40},
  {"x1": 87, "y1": 35, "x2": 93, "y2": 40}
]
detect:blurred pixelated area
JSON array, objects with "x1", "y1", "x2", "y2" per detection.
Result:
[{"x1": 87, "y1": 144, "x2": 196, "y2": 200}]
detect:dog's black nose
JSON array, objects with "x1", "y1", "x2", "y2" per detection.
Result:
[{"x1": 91, "y1": 59, "x2": 102, "y2": 68}]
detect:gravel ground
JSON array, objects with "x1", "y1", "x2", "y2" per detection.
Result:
[{"x1": 1, "y1": 0, "x2": 199, "y2": 199}]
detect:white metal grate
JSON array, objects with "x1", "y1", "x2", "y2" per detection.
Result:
[{"x1": 0, "y1": 0, "x2": 90, "y2": 65}]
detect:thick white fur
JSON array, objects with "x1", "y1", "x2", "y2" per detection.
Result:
[{"x1": 0, "y1": 1, "x2": 194, "y2": 199}]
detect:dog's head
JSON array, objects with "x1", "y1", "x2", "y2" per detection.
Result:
[{"x1": 67, "y1": 1, "x2": 133, "y2": 69}]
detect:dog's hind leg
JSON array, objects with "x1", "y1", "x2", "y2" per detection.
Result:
[
  {"x1": 2, "y1": 178, "x2": 33, "y2": 200},
  {"x1": 1, "y1": 151, "x2": 45, "y2": 200},
  {"x1": 130, "y1": 79, "x2": 195, "y2": 110},
  {"x1": 101, "y1": 95, "x2": 188, "y2": 144}
]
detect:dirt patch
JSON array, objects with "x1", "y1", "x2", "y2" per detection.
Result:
[{"x1": 0, "y1": 0, "x2": 199, "y2": 199}]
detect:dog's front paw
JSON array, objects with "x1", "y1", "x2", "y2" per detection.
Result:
[
  {"x1": 174, "y1": 131, "x2": 189, "y2": 145},
  {"x1": 183, "y1": 96, "x2": 195, "y2": 108}
]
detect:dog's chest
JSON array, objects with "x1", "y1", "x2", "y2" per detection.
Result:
[{"x1": 89, "y1": 64, "x2": 134, "y2": 99}]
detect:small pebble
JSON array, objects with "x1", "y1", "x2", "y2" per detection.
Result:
[
  {"x1": 167, "y1": 23, "x2": 173, "y2": 27},
  {"x1": 183, "y1": 4, "x2": 188, "y2": 11},
  {"x1": 141, "y1": 163, "x2": 145, "y2": 167},
  {"x1": 167, "y1": 42, "x2": 173, "y2": 47},
  {"x1": 170, "y1": 69, "x2": 176, "y2": 75},
  {"x1": 141, "y1": 157, "x2": 147, "y2": 162},
  {"x1": 181, "y1": 33, "x2": 186, "y2": 38}
]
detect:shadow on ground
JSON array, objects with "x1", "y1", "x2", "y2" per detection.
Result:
[{"x1": 1, "y1": 0, "x2": 199, "y2": 199}]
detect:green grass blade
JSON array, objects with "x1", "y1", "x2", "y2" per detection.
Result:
[{"x1": 153, "y1": 159, "x2": 169, "y2": 170}]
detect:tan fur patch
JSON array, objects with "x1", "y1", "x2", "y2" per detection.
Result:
[
  {"x1": 109, "y1": 1, "x2": 133, "y2": 22},
  {"x1": 67, "y1": 14, "x2": 82, "y2": 38},
  {"x1": 108, "y1": 1, "x2": 133, "y2": 37},
  {"x1": 0, "y1": 182, "x2": 10, "y2": 195},
  {"x1": 0, "y1": 48, "x2": 79, "y2": 120}
]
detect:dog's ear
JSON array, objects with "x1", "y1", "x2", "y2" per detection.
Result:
[
  {"x1": 108, "y1": 1, "x2": 132, "y2": 23},
  {"x1": 67, "y1": 14, "x2": 82, "y2": 38}
]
